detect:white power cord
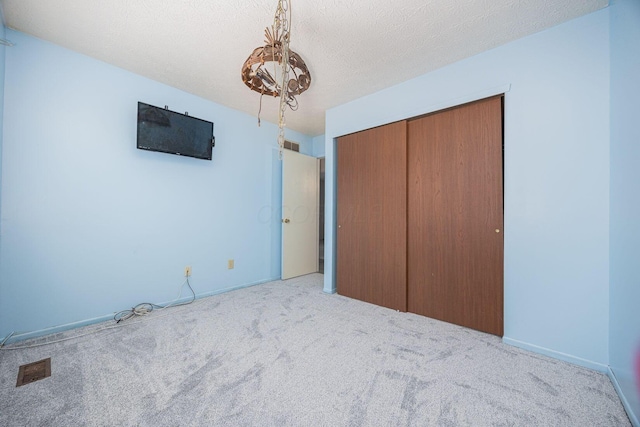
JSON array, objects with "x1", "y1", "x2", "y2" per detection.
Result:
[
  {"x1": 113, "y1": 277, "x2": 195, "y2": 322},
  {"x1": 1, "y1": 277, "x2": 197, "y2": 350}
]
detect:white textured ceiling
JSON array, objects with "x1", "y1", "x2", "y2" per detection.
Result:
[{"x1": 1, "y1": 0, "x2": 608, "y2": 136}]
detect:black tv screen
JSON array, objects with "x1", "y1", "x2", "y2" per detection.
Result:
[{"x1": 137, "y1": 102, "x2": 214, "y2": 160}]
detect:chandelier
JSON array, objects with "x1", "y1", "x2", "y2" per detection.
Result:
[{"x1": 241, "y1": 0, "x2": 311, "y2": 158}]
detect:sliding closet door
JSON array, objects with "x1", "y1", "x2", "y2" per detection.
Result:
[
  {"x1": 336, "y1": 121, "x2": 407, "y2": 312},
  {"x1": 407, "y1": 97, "x2": 503, "y2": 336}
]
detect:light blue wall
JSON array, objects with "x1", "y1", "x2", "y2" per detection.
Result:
[
  {"x1": 0, "y1": 7, "x2": 6, "y2": 340},
  {"x1": 294, "y1": 136, "x2": 313, "y2": 156},
  {"x1": 0, "y1": 30, "x2": 311, "y2": 341},
  {"x1": 610, "y1": 0, "x2": 640, "y2": 424},
  {"x1": 0, "y1": 7, "x2": 5, "y2": 217},
  {"x1": 312, "y1": 134, "x2": 325, "y2": 158},
  {"x1": 324, "y1": 10, "x2": 611, "y2": 368}
]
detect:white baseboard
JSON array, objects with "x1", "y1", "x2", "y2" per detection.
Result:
[
  {"x1": 608, "y1": 367, "x2": 640, "y2": 427},
  {"x1": 1, "y1": 276, "x2": 281, "y2": 346},
  {"x1": 502, "y1": 336, "x2": 609, "y2": 372},
  {"x1": 1, "y1": 313, "x2": 116, "y2": 345},
  {"x1": 196, "y1": 276, "x2": 280, "y2": 299},
  {"x1": 502, "y1": 337, "x2": 640, "y2": 424}
]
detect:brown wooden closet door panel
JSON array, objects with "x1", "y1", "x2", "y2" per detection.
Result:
[
  {"x1": 337, "y1": 121, "x2": 407, "y2": 312},
  {"x1": 407, "y1": 97, "x2": 503, "y2": 336}
]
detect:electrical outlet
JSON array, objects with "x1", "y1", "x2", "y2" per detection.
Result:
[
  {"x1": 184, "y1": 266, "x2": 192, "y2": 277},
  {"x1": 228, "y1": 259, "x2": 234, "y2": 269}
]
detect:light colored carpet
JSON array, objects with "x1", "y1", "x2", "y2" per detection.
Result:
[{"x1": 0, "y1": 273, "x2": 631, "y2": 426}]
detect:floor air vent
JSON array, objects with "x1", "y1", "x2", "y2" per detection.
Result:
[{"x1": 16, "y1": 358, "x2": 51, "y2": 387}]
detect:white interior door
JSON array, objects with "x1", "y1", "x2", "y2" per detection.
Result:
[{"x1": 282, "y1": 150, "x2": 319, "y2": 279}]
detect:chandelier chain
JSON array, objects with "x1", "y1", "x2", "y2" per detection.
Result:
[
  {"x1": 275, "y1": 0, "x2": 290, "y2": 159},
  {"x1": 241, "y1": 0, "x2": 310, "y2": 160}
]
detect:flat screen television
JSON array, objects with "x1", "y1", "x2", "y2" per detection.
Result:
[{"x1": 137, "y1": 102, "x2": 215, "y2": 160}]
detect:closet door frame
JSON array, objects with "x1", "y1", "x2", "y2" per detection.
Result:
[{"x1": 334, "y1": 95, "x2": 504, "y2": 336}]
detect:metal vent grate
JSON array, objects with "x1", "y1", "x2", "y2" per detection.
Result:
[
  {"x1": 283, "y1": 140, "x2": 300, "y2": 152},
  {"x1": 16, "y1": 358, "x2": 51, "y2": 387}
]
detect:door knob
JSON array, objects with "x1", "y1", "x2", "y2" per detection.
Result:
[
  {"x1": 495, "y1": 229, "x2": 500, "y2": 233},
  {"x1": 282, "y1": 218, "x2": 291, "y2": 223}
]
